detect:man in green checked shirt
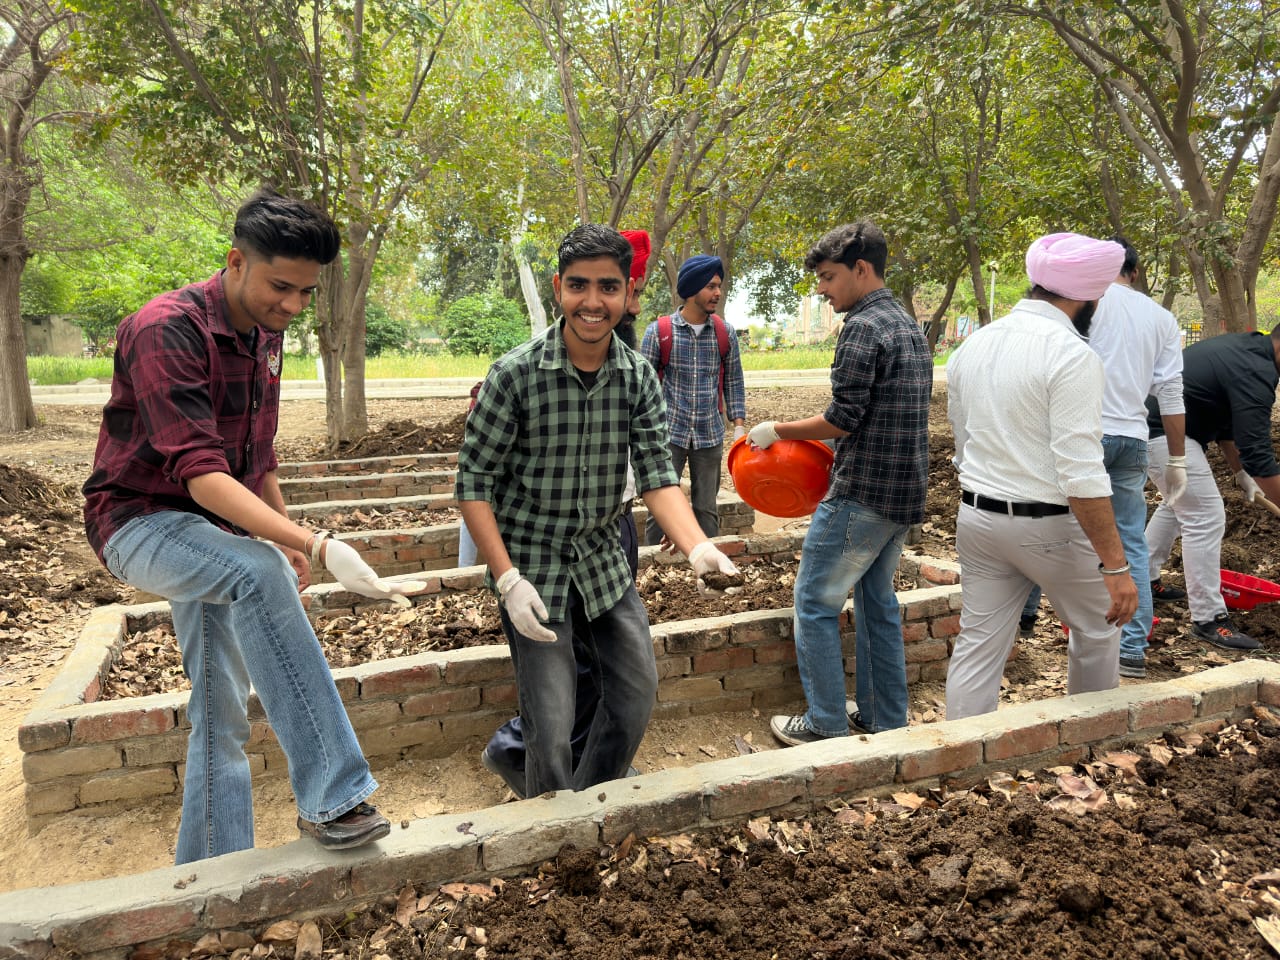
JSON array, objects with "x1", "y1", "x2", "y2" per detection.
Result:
[{"x1": 456, "y1": 224, "x2": 740, "y2": 798}]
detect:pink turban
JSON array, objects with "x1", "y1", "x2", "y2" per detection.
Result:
[{"x1": 1025, "y1": 233, "x2": 1125, "y2": 302}]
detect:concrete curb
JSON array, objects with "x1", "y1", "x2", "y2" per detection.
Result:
[{"x1": 3, "y1": 661, "x2": 1277, "y2": 958}]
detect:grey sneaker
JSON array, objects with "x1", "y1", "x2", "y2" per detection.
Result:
[
  {"x1": 1119, "y1": 656, "x2": 1147, "y2": 679},
  {"x1": 1191, "y1": 614, "x2": 1261, "y2": 651}
]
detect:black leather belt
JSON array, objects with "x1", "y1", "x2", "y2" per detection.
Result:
[{"x1": 962, "y1": 490, "x2": 1070, "y2": 518}]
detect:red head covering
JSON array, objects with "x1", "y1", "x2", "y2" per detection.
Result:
[{"x1": 620, "y1": 229, "x2": 651, "y2": 283}]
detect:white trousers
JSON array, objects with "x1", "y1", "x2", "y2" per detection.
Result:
[
  {"x1": 1145, "y1": 436, "x2": 1226, "y2": 623},
  {"x1": 947, "y1": 504, "x2": 1120, "y2": 720}
]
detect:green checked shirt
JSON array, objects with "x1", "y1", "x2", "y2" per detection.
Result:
[{"x1": 456, "y1": 322, "x2": 679, "y2": 622}]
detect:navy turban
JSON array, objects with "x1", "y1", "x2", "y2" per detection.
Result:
[{"x1": 676, "y1": 255, "x2": 723, "y2": 299}]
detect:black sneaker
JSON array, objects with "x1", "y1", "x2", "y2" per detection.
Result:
[
  {"x1": 1019, "y1": 614, "x2": 1037, "y2": 638},
  {"x1": 845, "y1": 700, "x2": 873, "y2": 734},
  {"x1": 1190, "y1": 614, "x2": 1261, "y2": 651},
  {"x1": 297, "y1": 802, "x2": 390, "y2": 850},
  {"x1": 1119, "y1": 657, "x2": 1147, "y2": 679},
  {"x1": 771, "y1": 714, "x2": 827, "y2": 746},
  {"x1": 1150, "y1": 580, "x2": 1187, "y2": 603}
]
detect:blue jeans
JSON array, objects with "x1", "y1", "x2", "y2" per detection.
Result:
[
  {"x1": 793, "y1": 497, "x2": 909, "y2": 736},
  {"x1": 499, "y1": 580, "x2": 657, "y2": 796},
  {"x1": 103, "y1": 511, "x2": 377, "y2": 864},
  {"x1": 646, "y1": 443, "x2": 723, "y2": 543},
  {"x1": 1102, "y1": 435, "x2": 1153, "y2": 660},
  {"x1": 1022, "y1": 586, "x2": 1042, "y2": 620},
  {"x1": 486, "y1": 513, "x2": 639, "y2": 779}
]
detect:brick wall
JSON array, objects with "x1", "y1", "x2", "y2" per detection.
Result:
[{"x1": 17, "y1": 536, "x2": 958, "y2": 832}]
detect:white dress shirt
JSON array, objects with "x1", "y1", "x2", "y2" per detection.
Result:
[
  {"x1": 1088, "y1": 283, "x2": 1185, "y2": 439},
  {"x1": 948, "y1": 298, "x2": 1112, "y2": 505}
]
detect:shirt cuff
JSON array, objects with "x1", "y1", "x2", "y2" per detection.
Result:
[{"x1": 1062, "y1": 473, "x2": 1113, "y2": 499}]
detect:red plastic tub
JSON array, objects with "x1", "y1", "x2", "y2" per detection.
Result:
[
  {"x1": 1220, "y1": 570, "x2": 1280, "y2": 611},
  {"x1": 726, "y1": 436, "x2": 834, "y2": 518}
]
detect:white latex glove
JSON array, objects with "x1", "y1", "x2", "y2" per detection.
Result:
[
  {"x1": 1235, "y1": 469, "x2": 1263, "y2": 503},
  {"x1": 688, "y1": 541, "x2": 742, "y2": 597},
  {"x1": 1163, "y1": 455, "x2": 1187, "y2": 506},
  {"x1": 747, "y1": 421, "x2": 779, "y2": 449},
  {"x1": 732, "y1": 424, "x2": 747, "y2": 443},
  {"x1": 496, "y1": 568, "x2": 557, "y2": 643},
  {"x1": 323, "y1": 539, "x2": 426, "y2": 607}
]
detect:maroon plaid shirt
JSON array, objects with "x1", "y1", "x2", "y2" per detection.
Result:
[{"x1": 83, "y1": 272, "x2": 284, "y2": 561}]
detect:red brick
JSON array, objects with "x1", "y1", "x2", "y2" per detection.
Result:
[
  {"x1": 919, "y1": 563, "x2": 960, "y2": 585},
  {"x1": 658, "y1": 677, "x2": 724, "y2": 702},
  {"x1": 54, "y1": 903, "x2": 203, "y2": 955},
  {"x1": 919, "y1": 660, "x2": 950, "y2": 681},
  {"x1": 1131, "y1": 694, "x2": 1196, "y2": 730},
  {"x1": 1260, "y1": 679, "x2": 1280, "y2": 706},
  {"x1": 443, "y1": 657, "x2": 514, "y2": 685},
  {"x1": 900, "y1": 621, "x2": 929, "y2": 643},
  {"x1": 360, "y1": 662, "x2": 443, "y2": 697},
  {"x1": 666, "y1": 628, "x2": 730, "y2": 655},
  {"x1": 984, "y1": 721, "x2": 1058, "y2": 762},
  {"x1": 898, "y1": 740, "x2": 981, "y2": 780},
  {"x1": 752, "y1": 642, "x2": 797, "y2": 666},
  {"x1": 724, "y1": 664, "x2": 790, "y2": 691},
  {"x1": 655, "y1": 656, "x2": 692, "y2": 680},
  {"x1": 905, "y1": 639, "x2": 949, "y2": 663},
  {"x1": 405, "y1": 687, "x2": 481, "y2": 717},
  {"x1": 482, "y1": 682, "x2": 519, "y2": 706},
  {"x1": 18, "y1": 717, "x2": 70, "y2": 753},
  {"x1": 929, "y1": 615, "x2": 961, "y2": 638},
  {"x1": 812, "y1": 754, "x2": 895, "y2": 798},
  {"x1": 692, "y1": 647, "x2": 755, "y2": 674},
  {"x1": 707, "y1": 773, "x2": 807, "y2": 820},
  {"x1": 72, "y1": 707, "x2": 176, "y2": 745},
  {"x1": 1060, "y1": 708, "x2": 1128, "y2": 745}
]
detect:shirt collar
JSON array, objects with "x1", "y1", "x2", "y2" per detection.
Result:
[
  {"x1": 1012, "y1": 297, "x2": 1087, "y2": 342},
  {"x1": 847, "y1": 286, "x2": 895, "y2": 315},
  {"x1": 207, "y1": 271, "x2": 237, "y2": 340},
  {"x1": 539, "y1": 320, "x2": 635, "y2": 374}
]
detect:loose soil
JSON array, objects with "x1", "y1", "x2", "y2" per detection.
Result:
[{"x1": 1, "y1": 384, "x2": 1278, "y2": 959}]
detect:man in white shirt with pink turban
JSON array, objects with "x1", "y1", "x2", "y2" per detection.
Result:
[{"x1": 944, "y1": 232, "x2": 1140, "y2": 719}]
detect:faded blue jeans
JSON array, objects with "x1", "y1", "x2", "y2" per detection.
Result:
[
  {"x1": 103, "y1": 511, "x2": 377, "y2": 864},
  {"x1": 499, "y1": 582, "x2": 657, "y2": 797},
  {"x1": 1102, "y1": 435, "x2": 1153, "y2": 661},
  {"x1": 793, "y1": 497, "x2": 910, "y2": 736},
  {"x1": 646, "y1": 443, "x2": 723, "y2": 543}
]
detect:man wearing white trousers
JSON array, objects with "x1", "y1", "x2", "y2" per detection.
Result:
[
  {"x1": 945, "y1": 233, "x2": 1138, "y2": 720},
  {"x1": 1143, "y1": 326, "x2": 1280, "y2": 651}
]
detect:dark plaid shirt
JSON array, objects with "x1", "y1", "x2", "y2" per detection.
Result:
[
  {"x1": 824, "y1": 287, "x2": 932, "y2": 525},
  {"x1": 456, "y1": 322, "x2": 678, "y2": 621},
  {"x1": 83, "y1": 272, "x2": 283, "y2": 561}
]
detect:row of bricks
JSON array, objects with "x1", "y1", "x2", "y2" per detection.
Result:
[
  {"x1": 278, "y1": 453, "x2": 458, "y2": 478},
  {"x1": 16, "y1": 665, "x2": 1278, "y2": 958}
]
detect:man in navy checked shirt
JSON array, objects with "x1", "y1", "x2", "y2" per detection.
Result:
[
  {"x1": 748, "y1": 222, "x2": 932, "y2": 745},
  {"x1": 640, "y1": 254, "x2": 747, "y2": 543},
  {"x1": 456, "y1": 224, "x2": 741, "y2": 798}
]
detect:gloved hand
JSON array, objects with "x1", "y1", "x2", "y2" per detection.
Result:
[
  {"x1": 688, "y1": 541, "x2": 742, "y2": 597},
  {"x1": 496, "y1": 568, "x2": 557, "y2": 642},
  {"x1": 732, "y1": 424, "x2": 747, "y2": 443},
  {"x1": 322, "y1": 538, "x2": 426, "y2": 607},
  {"x1": 1235, "y1": 469, "x2": 1263, "y2": 503},
  {"x1": 1164, "y1": 455, "x2": 1187, "y2": 506},
  {"x1": 747, "y1": 421, "x2": 779, "y2": 449}
]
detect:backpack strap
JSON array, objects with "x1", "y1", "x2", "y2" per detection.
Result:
[
  {"x1": 711, "y1": 314, "x2": 730, "y2": 414},
  {"x1": 655, "y1": 314, "x2": 674, "y2": 382}
]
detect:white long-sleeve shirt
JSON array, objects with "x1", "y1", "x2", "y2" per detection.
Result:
[
  {"x1": 1088, "y1": 282, "x2": 1185, "y2": 439},
  {"x1": 948, "y1": 298, "x2": 1112, "y2": 505}
]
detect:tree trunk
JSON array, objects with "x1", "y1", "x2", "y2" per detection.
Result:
[
  {"x1": 341, "y1": 248, "x2": 373, "y2": 441},
  {"x1": 0, "y1": 251, "x2": 36, "y2": 433},
  {"x1": 926, "y1": 274, "x2": 959, "y2": 351},
  {"x1": 315, "y1": 262, "x2": 346, "y2": 453},
  {"x1": 965, "y1": 241, "x2": 991, "y2": 327}
]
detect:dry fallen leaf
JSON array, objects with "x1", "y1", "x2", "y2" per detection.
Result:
[
  {"x1": 394, "y1": 885, "x2": 417, "y2": 928},
  {"x1": 1253, "y1": 915, "x2": 1280, "y2": 953}
]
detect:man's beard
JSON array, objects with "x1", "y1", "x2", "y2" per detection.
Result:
[{"x1": 1072, "y1": 300, "x2": 1097, "y2": 337}]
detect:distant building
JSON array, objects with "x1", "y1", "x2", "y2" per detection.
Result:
[
  {"x1": 24, "y1": 315, "x2": 85, "y2": 357},
  {"x1": 784, "y1": 294, "x2": 838, "y2": 344}
]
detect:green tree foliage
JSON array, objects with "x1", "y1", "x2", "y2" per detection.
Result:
[
  {"x1": 363, "y1": 303, "x2": 408, "y2": 357},
  {"x1": 439, "y1": 295, "x2": 529, "y2": 356}
]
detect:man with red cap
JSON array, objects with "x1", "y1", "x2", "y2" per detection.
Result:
[{"x1": 944, "y1": 232, "x2": 1139, "y2": 719}]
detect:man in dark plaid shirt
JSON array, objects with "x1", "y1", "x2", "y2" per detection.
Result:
[
  {"x1": 456, "y1": 224, "x2": 741, "y2": 797},
  {"x1": 83, "y1": 189, "x2": 419, "y2": 863},
  {"x1": 747, "y1": 221, "x2": 932, "y2": 746}
]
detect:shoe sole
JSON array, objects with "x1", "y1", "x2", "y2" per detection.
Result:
[
  {"x1": 1118, "y1": 668, "x2": 1146, "y2": 679},
  {"x1": 1201, "y1": 635, "x2": 1262, "y2": 651}
]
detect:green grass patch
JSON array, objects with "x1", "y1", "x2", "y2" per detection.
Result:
[{"x1": 25, "y1": 356, "x2": 114, "y2": 385}]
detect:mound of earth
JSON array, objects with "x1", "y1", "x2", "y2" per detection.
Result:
[
  {"x1": 181, "y1": 717, "x2": 1280, "y2": 960},
  {"x1": 301, "y1": 415, "x2": 470, "y2": 461},
  {"x1": 0, "y1": 463, "x2": 78, "y2": 524}
]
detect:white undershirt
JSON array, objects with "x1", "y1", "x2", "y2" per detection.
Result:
[{"x1": 948, "y1": 299, "x2": 1112, "y2": 505}]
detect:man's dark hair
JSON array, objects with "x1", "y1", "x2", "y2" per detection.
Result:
[
  {"x1": 1108, "y1": 235, "x2": 1140, "y2": 279},
  {"x1": 804, "y1": 221, "x2": 888, "y2": 278},
  {"x1": 233, "y1": 187, "x2": 341, "y2": 265},
  {"x1": 556, "y1": 224, "x2": 632, "y2": 279}
]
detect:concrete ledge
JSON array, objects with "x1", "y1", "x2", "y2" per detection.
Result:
[{"x1": 4, "y1": 660, "x2": 1276, "y2": 958}]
